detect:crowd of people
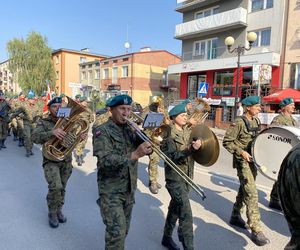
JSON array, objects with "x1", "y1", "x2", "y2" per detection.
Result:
[{"x1": 0, "y1": 90, "x2": 299, "y2": 250}]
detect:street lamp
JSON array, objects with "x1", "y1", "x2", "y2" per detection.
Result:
[{"x1": 224, "y1": 32, "x2": 257, "y2": 119}]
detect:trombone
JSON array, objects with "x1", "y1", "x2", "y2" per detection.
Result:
[{"x1": 126, "y1": 116, "x2": 206, "y2": 200}]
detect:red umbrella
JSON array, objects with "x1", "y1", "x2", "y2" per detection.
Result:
[{"x1": 262, "y1": 88, "x2": 300, "y2": 103}]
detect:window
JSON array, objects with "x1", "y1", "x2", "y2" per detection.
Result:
[
  {"x1": 251, "y1": 0, "x2": 273, "y2": 12},
  {"x1": 194, "y1": 38, "x2": 218, "y2": 59},
  {"x1": 290, "y1": 63, "x2": 300, "y2": 89},
  {"x1": 56, "y1": 71, "x2": 59, "y2": 80},
  {"x1": 252, "y1": 28, "x2": 271, "y2": 47},
  {"x1": 55, "y1": 56, "x2": 59, "y2": 64},
  {"x1": 213, "y1": 70, "x2": 234, "y2": 96},
  {"x1": 88, "y1": 71, "x2": 93, "y2": 83},
  {"x1": 103, "y1": 61, "x2": 109, "y2": 65},
  {"x1": 122, "y1": 66, "x2": 129, "y2": 77},
  {"x1": 123, "y1": 58, "x2": 129, "y2": 62},
  {"x1": 95, "y1": 69, "x2": 100, "y2": 79},
  {"x1": 103, "y1": 68, "x2": 109, "y2": 79},
  {"x1": 113, "y1": 60, "x2": 118, "y2": 63},
  {"x1": 112, "y1": 67, "x2": 118, "y2": 84},
  {"x1": 80, "y1": 57, "x2": 87, "y2": 63},
  {"x1": 195, "y1": 6, "x2": 219, "y2": 19},
  {"x1": 81, "y1": 71, "x2": 86, "y2": 80}
]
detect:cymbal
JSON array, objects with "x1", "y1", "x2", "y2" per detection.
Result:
[{"x1": 189, "y1": 124, "x2": 220, "y2": 167}]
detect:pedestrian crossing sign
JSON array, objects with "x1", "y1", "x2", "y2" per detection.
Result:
[{"x1": 198, "y1": 82, "x2": 208, "y2": 96}]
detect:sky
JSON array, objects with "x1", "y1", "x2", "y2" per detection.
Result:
[{"x1": 0, "y1": 0, "x2": 182, "y2": 61}]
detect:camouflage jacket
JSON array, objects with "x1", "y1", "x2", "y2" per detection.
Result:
[
  {"x1": 0, "y1": 100, "x2": 11, "y2": 122},
  {"x1": 93, "y1": 118, "x2": 143, "y2": 194},
  {"x1": 271, "y1": 113, "x2": 299, "y2": 127},
  {"x1": 32, "y1": 114, "x2": 72, "y2": 163},
  {"x1": 160, "y1": 122, "x2": 195, "y2": 182},
  {"x1": 92, "y1": 111, "x2": 110, "y2": 133},
  {"x1": 10, "y1": 102, "x2": 41, "y2": 124},
  {"x1": 223, "y1": 116, "x2": 261, "y2": 162}
]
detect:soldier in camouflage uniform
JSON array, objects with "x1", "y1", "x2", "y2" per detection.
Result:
[
  {"x1": 160, "y1": 102, "x2": 201, "y2": 250},
  {"x1": 223, "y1": 96, "x2": 270, "y2": 246},
  {"x1": 32, "y1": 96, "x2": 87, "y2": 228},
  {"x1": 269, "y1": 97, "x2": 299, "y2": 211},
  {"x1": 93, "y1": 94, "x2": 152, "y2": 250},
  {"x1": 74, "y1": 96, "x2": 94, "y2": 166},
  {"x1": 15, "y1": 92, "x2": 26, "y2": 147},
  {"x1": 278, "y1": 143, "x2": 300, "y2": 250},
  {"x1": 0, "y1": 91, "x2": 11, "y2": 149}
]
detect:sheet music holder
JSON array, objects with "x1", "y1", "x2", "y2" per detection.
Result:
[
  {"x1": 142, "y1": 113, "x2": 164, "y2": 129},
  {"x1": 56, "y1": 107, "x2": 71, "y2": 118}
]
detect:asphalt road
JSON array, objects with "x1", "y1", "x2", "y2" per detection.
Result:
[{"x1": 0, "y1": 132, "x2": 290, "y2": 250}]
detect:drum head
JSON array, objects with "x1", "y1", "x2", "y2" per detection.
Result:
[{"x1": 252, "y1": 126, "x2": 300, "y2": 181}]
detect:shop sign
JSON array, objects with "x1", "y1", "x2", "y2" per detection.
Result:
[
  {"x1": 107, "y1": 84, "x2": 121, "y2": 91},
  {"x1": 203, "y1": 98, "x2": 222, "y2": 106},
  {"x1": 221, "y1": 97, "x2": 235, "y2": 107}
]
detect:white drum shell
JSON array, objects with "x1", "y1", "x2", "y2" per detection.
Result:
[{"x1": 252, "y1": 126, "x2": 300, "y2": 181}]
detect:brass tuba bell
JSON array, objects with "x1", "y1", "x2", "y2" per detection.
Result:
[
  {"x1": 189, "y1": 124, "x2": 220, "y2": 167},
  {"x1": 44, "y1": 96, "x2": 89, "y2": 161}
]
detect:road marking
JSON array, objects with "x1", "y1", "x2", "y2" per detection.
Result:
[{"x1": 194, "y1": 167, "x2": 272, "y2": 193}]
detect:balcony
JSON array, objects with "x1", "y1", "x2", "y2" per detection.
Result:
[
  {"x1": 175, "y1": 7, "x2": 247, "y2": 40},
  {"x1": 176, "y1": 0, "x2": 220, "y2": 13}
]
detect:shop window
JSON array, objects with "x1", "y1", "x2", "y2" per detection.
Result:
[{"x1": 213, "y1": 70, "x2": 234, "y2": 96}]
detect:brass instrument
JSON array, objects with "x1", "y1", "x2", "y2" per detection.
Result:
[
  {"x1": 126, "y1": 117, "x2": 207, "y2": 200},
  {"x1": 188, "y1": 98, "x2": 211, "y2": 128},
  {"x1": 44, "y1": 96, "x2": 89, "y2": 161}
]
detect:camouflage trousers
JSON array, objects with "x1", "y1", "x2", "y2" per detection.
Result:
[
  {"x1": 164, "y1": 180, "x2": 194, "y2": 250},
  {"x1": 43, "y1": 160, "x2": 73, "y2": 213},
  {"x1": 0, "y1": 120, "x2": 9, "y2": 140},
  {"x1": 148, "y1": 151, "x2": 160, "y2": 183},
  {"x1": 23, "y1": 122, "x2": 33, "y2": 151},
  {"x1": 232, "y1": 160, "x2": 262, "y2": 233},
  {"x1": 98, "y1": 192, "x2": 135, "y2": 250}
]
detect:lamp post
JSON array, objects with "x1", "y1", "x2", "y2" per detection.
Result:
[{"x1": 224, "y1": 32, "x2": 257, "y2": 119}]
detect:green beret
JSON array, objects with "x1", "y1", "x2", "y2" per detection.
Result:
[
  {"x1": 60, "y1": 93, "x2": 66, "y2": 98},
  {"x1": 181, "y1": 99, "x2": 191, "y2": 105},
  {"x1": 279, "y1": 97, "x2": 294, "y2": 107},
  {"x1": 169, "y1": 103, "x2": 187, "y2": 118},
  {"x1": 241, "y1": 96, "x2": 260, "y2": 106},
  {"x1": 52, "y1": 93, "x2": 57, "y2": 98},
  {"x1": 47, "y1": 97, "x2": 62, "y2": 106},
  {"x1": 107, "y1": 94, "x2": 132, "y2": 107},
  {"x1": 80, "y1": 96, "x2": 87, "y2": 102},
  {"x1": 41, "y1": 92, "x2": 47, "y2": 97},
  {"x1": 75, "y1": 94, "x2": 81, "y2": 99}
]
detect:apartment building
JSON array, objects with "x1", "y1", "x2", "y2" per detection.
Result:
[
  {"x1": 52, "y1": 48, "x2": 107, "y2": 97},
  {"x1": 169, "y1": 0, "x2": 296, "y2": 116},
  {"x1": 79, "y1": 60, "x2": 101, "y2": 97},
  {"x1": 0, "y1": 60, "x2": 21, "y2": 94},
  {"x1": 100, "y1": 48, "x2": 181, "y2": 106}
]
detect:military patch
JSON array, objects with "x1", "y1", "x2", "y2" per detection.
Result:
[{"x1": 95, "y1": 128, "x2": 102, "y2": 137}]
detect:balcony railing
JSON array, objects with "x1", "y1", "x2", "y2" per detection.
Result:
[
  {"x1": 175, "y1": 7, "x2": 247, "y2": 39},
  {"x1": 176, "y1": 0, "x2": 219, "y2": 12},
  {"x1": 182, "y1": 46, "x2": 226, "y2": 61}
]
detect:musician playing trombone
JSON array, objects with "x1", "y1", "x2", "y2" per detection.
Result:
[
  {"x1": 223, "y1": 96, "x2": 270, "y2": 246},
  {"x1": 92, "y1": 94, "x2": 152, "y2": 250},
  {"x1": 160, "y1": 102, "x2": 202, "y2": 250}
]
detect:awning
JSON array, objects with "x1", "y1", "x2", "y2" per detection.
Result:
[{"x1": 262, "y1": 88, "x2": 300, "y2": 103}]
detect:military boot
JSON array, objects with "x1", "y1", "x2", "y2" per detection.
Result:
[
  {"x1": 18, "y1": 138, "x2": 24, "y2": 147},
  {"x1": 269, "y1": 199, "x2": 282, "y2": 211},
  {"x1": 1, "y1": 139, "x2": 6, "y2": 148},
  {"x1": 26, "y1": 149, "x2": 31, "y2": 157},
  {"x1": 229, "y1": 214, "x2": 247, "y2": 229},
  {"x1": 30, "y1": 150, "x2": 34, "y2": 155},
  {"x1": 161, "y1": 236, "x2": 180, "y2": 250},
  {"x1": 13, "y1": 133, "x2": 18, "y2": 141},
  {"x1": 149, "y1": 181, "x2": 159, "y2": 194},
  {"x1": 57, "y1": 210, "x2": 67, "y2": 223},
  {"x1": 0, "y1": 139, "x2": 3, "y2": 148},
  {"x1": 7, "y1": 128, "x2": 11, "y2": 136},
  {"x1": 48, "y1": 212, "x2": 59, "y2": 228},
  {"x1": 251, "y1": 231, "x2": 270, "y2": 246}
]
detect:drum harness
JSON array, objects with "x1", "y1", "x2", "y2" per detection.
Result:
[{"x1": 240, "y1": 116, "x2": 261, "y2": 138}]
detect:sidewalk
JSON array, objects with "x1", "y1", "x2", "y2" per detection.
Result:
[{"x1": 210, "y1": 127, "x2": 226, "y2": 140}]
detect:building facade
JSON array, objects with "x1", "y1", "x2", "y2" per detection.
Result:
[
  {"x1": 100, "y1": 49, "x2": 181, "y2": 107},
  {"x1": 169, "y1": 0, "x2": 296, "y2": 119},
  {"x1": 52, "y1": 48, "x2": 107, "y2": 97},
  {"x1": 0, "y1": 60, "x2": 21, "y2": 94}
]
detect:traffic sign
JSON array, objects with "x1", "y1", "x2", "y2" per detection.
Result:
[{"x1": 198, "y1": 82, "x2": 208, "y2": 97}]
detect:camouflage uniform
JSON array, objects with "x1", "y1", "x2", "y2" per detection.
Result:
[
  {"x1": 32, "y1": 114, "x2": 73, "y2": 214},
  {"x1": 270, "y1": 113, "x2": 299, "y2": 206},
  {"x1": 0, "y1": 100, "x2": 11, "y2": 148},
  {"x1": 223, "y1": 116, "x2": 262, "y2": 233},
  {"x1": 160, "y1": 122, "x2": 195, "y2": 250},
  {"x1": 74, "y1": 107, "x2": 94, "y2": 165},
  {"x1": 278, "y1": 143, "x2": 300, "y2": 250},
  {"x1": 93, "y1": 117, "x2": 143, "y2": 250}
]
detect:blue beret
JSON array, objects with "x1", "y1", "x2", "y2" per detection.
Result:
[
  {"x1": 279, "y1": 97, "x2": 294, "y2": 107},
  {"x1": 80, "y1": 96, "x2": 87, "y2": 102},
  {"x1": 241, "y1": 96, "x2": 260, "y2": 106},
  {"x1": 60, "y1": 93, "x2": 66, "y2": 98},
  {"x1": 169, "y1": 103, "x2": 187, "y2": 118},
  {"x1": 181, "y1": 99, "x2": 191, "y2": 105},
  {"x1": 27, "y1": 94, "x2": 35, "y2": 99},
  {"x1": 47, "y1": 97, "x2": 62, "y2": 106},
  {"x1": 52, "y1": 93, "x2": 57, "y2": 98},
  {"x1": 107, "y1": 94, "x2": 132, "y2": 107}
]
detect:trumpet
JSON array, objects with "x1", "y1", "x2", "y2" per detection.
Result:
[{"x1": 126, "y1": 117, "x2": 206, "y2": 200}]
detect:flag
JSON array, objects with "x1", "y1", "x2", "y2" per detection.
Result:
[{"x1": 43, "y1": 80, "x2": 52, "y2": 113}]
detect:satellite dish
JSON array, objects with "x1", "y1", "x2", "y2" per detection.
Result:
[{"x1": 124, "y1": 42, "x2": 131, "y2": 49}]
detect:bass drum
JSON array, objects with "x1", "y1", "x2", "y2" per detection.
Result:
[{"x1": 251, "y1": 126, "x2": 300, "y2": 181}]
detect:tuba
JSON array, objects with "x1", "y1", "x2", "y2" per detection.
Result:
[
  {"x1": 187, "y1": 98, "x2": 211, "y2": 128},
  {"x1": 44, "y1": 96, "x2": 89, "y2": 161}
]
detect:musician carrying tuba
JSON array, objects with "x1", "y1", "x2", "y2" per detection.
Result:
[{"x1": 32, "y1": 96, "x2": 89, "y2": 229}]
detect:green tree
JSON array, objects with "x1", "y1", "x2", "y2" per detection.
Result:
[{"x1": 6, "y1": 31, "x2": 55, "y2": 95}]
